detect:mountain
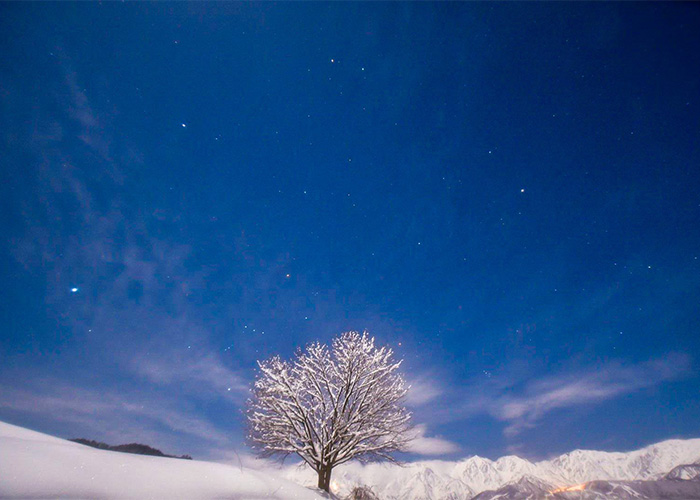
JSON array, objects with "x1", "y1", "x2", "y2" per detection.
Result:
[
  {"x1": 452, "y1": 455, "x2": 553, "y2": 492},
  {"x1": 474, "y1": 468, "x2": 700, "y2": 500},
  {"x1": 5, "y1": 418, "x2": 698, "y2": 499},
  {"x1": 284, "y1": 438, "x2": 700, "y2": 499},
  {"x1": 384, "y1": 467, "x2": 475, "y2": 500},
  {"x1": 665, "y1": 463, "x2": 700, "y2": 481},
  {"x1": 550, "y1": 465, "x2": 700, "y2": 500},
  {"x1": 471, "y1": 475, "x2": 556, "y2": 500},
  {"x1": 543, "y1": 439, "x2": 700, "y2": 483}
]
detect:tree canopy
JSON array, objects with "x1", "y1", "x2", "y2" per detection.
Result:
[{"x1": 247, "y1": 331, "x2": 412, "y2": 492}]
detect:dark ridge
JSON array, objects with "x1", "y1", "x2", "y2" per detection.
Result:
[{"x1": 70, "y1": 438, "x2": 192, "y2": 460}]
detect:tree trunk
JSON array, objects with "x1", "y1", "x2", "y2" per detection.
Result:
[{"x1": 317, "y1": 465, "x2": 332, "y2": 492}]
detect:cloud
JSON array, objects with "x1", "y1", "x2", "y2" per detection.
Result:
[
  {"x1": 405, "y1": 424, "x2": 459, "y2": 456},
  {"x1": 458, "y1": 353, "x2": 691, "y2": 437},
  {"x1": 3, "y1": 58, "x2": 262, "y2": 458},
  {"x1": 405, "y1": 376, "x2": 443, "y2": 407},
  {"x1": 0, "y1": 380, "x2": 231, "y2": 446},
  {"x1": 3, "y1": 48, "x2": 481, "y2": 464},
  {"x1": 134, "y1": 351, "x2": 249, "y2": 398}
]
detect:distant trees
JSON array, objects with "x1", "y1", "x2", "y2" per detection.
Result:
[
  {"x1": 347, "y1": 485, "x2": 380, "y2": 499},
  {"x1": 247, "y1": 331, "x2": 412, "y2": 492},
  {"x1": 70, "y1": 438, "x2": 192, "y2": 459}
]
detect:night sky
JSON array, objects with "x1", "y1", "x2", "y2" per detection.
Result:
[{"x1": 1, "y1": 3, "x2": 699, "y2": 462}]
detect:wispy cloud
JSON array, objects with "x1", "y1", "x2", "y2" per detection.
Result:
[
  {"x1": 454, "y1": 353, "x2": 691, "y2": 437},
  {"x1": 405, "y1": 424, "x2": 459, "y2": 456},
  {"x1": 134, "y1": 351, "x2": 249, "y2": 398},
  {"x1": 1, "y1": 55, "x2": 271, "y2": 459},
  {"x1": 0, "y1": 381, "x2": 231, "y2": 447},
  {"x1": 406, "y1": 376, "x2": 443, "y2": 407}
]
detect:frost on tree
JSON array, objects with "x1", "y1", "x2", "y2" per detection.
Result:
[{"x1": 247, "y1": 331, "x2": 413, "y2": 492}]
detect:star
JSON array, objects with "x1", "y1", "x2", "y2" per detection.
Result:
[
  {"x1": 520, "y1": 188, "x2": 525, "y2": 193},
  {"x1": 70, "y1": 287, "x2": 79, "y2": 293},
  {"x1": 181, "y1": 123, "x2": 187, "y2": 128}
]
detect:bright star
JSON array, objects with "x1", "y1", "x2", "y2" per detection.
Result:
[
  {"x1": 181, "y1": 123, "x2": 186, "y2": 128},
  {"x1": 520, "y1": 188, "x2": 525, "y2": 193},
  {"x1": 70, "y1": 287, "x2": 79, "y2": 293}
]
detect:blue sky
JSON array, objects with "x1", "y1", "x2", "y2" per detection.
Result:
[{"x1": 1, "y1": 3, "x2": 699, "y2": 462}]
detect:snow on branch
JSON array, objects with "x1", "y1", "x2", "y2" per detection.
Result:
[{"x1": 246, "y1": 331, "x2": 412, "y2": 474}]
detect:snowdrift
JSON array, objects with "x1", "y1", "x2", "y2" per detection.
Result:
[{"x1": 0, "y1": 420, "x2": 324, "y2": 499}]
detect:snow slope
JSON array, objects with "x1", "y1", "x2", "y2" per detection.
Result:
[
  {"x1": 8, "y1": 417, "x2": 696, "y2": 500},
  {"x1": 284, "y1": 438, "x2": 700, "y2": 499},
  {"x1": 0, "y1": 420, "x2": 325, "y2": 499}
]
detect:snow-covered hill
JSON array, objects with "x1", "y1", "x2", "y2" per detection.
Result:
[
  {"x1": 284, "y1": 437, "x2": 700, "y2": 499},
  {"x1": 5, "y1": 418, "x2": 697, "y2": 500},
  {"x1": 0, "y1": 420, "x2": 324, "y2": 499}
]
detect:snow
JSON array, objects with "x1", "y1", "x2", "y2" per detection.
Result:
[
  {"x1": 6, "y1": 416, "x2": 697, "y2": 500},
  {"x1": 0, "y1": 420, "x2": 325, "y2": 499},
  {"x1": 284, "y1": 437, "x2": 700, "y2": 499},
  {"x1": 248, "y1": 331, "x2": 411, "y2": 476},
  {"x1": 665, "y1": 463, "x2": 700, "y2": 481},
  {"x1": 543, "y1": 439, "x2": 700, "y2": 483}
]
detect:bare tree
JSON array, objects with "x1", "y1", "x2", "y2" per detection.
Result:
[{"x1": 247, "y1": 331, "x2": 412, "y2": 492}]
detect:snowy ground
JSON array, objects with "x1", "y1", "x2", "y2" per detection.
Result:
[{"x1": 0, "y1": 420, "x2": 326, "y2": 499}]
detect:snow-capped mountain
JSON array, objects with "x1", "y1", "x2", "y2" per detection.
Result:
[
  {"x1": 284, "y1": 438, "x2": 700, "y2": 499},
  {"x1": 472, "y1": 475, "x2": 556, "y2": 500},
  {"x1": 665, "y1": 463, "x2": 700, "y2": 481},
  {"x1": 474, "y1": 469, "x2": 700, "y2": 500},
  {"x1": 384, "y1": 467, "x2": 475, "y2": 500},
  {"x1": 543, "y1": 439, "x2": 700, "y2": 483},
  {"x1": 551, "y1": 469, "x2": 700, "y2": 500}
]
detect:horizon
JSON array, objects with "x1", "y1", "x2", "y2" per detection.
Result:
[
  {"x1": 1, "y1": 3, "x2": 699, "y2": 464},
  {"x1": 2, "y1": 418, "x2": 700, "y2": 467}
]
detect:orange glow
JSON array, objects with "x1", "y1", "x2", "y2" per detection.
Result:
[{"x1": 550, "y1": 483, "x2": 587, "y2": 493}]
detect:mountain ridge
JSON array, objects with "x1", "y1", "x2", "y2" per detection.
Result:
[{"x1": 284, "y1": 437, "x2": 700, "y2": 499}]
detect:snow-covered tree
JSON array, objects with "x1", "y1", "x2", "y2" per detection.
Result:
[{"x1": 247, "y1": 331, "x2": 413, "y2": 492}]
